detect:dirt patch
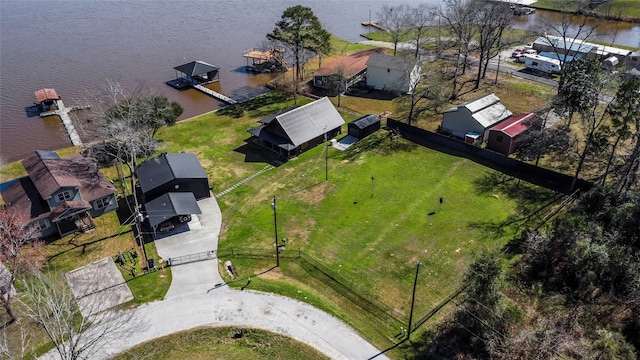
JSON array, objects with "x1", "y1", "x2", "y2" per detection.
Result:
[
  {"x1": 259, "y1": 267, "x2": 284, "y2": 280},
  {"x1": 284, "y1": 218, "x2": 316, "y2": 244},
  {"x1": 295, "y1": 182, "x2": 327, "y2": 206}
]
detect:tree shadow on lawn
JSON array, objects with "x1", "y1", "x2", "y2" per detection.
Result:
[
  {"x1": 217, "y1": 92, "x2": 291, "y2": 119},
  {"x1": 339, "y1": 131, "x2": 417, "y2": 162},
  {"x1": 469, "y1": 172, "x2": 564, "y2": 245}
]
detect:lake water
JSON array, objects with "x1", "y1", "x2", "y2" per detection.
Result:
[{"x1": 1, "y1": 0, "x2": 639, "y2": 165}]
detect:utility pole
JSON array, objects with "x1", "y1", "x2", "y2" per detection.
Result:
[
  {"x1": 407, "y1": 260, "x2": 420, "y2": 340},
  {"x1": 271, "y1": 195, "x2": 279, "y2": 267},
  {"x1": 495, "y1": 54, "x2": 502, "y2": 85},
  {"x1": 130, "y1": 146, "x2": 148, "y2": 273},
  {"x1": 325, "y1": 133, "x2": 329, "y2": 182}
]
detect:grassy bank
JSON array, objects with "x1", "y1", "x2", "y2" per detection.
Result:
[
  {"x1": 533, "y1": 0, "x2": 640, "y2": 20},
  {"x1": 113, "y1": 327, "x2": 329, "y2": 360}
]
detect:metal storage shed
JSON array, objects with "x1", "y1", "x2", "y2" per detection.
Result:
[{"x1": 348, "y1": 114, "x2": 381, "y2": 139}]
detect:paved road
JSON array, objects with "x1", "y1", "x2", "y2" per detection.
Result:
[
  {"x1": 358, "y1": 39, "x2": 560, "y2": 88},
  {"x1": 76, "y1": 196, "x2": 390, "y2": 360}
]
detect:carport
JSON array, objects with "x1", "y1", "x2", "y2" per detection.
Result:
[{"x1": 144, "y1": 192, "x2": 202, "y2": 235}]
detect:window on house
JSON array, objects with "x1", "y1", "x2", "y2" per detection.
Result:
[
  {"x1": 95, "y1": 196, "x2": 112, "y2": 209},
  {"x1": 387, "y1": 68, "x2": 390, "y2": 72},
  {"x1": 56, "y1": 190, "x2": 72, "y2": 202},
  {"x1": 496, "y1": 135, "x2": 504, "y2": 143},
  {"x1": 35, "y1": 219, "x2": 49, "y2": 230}
]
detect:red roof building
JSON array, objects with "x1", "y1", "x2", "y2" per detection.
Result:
[
  {"x1": 34, "y1": 88, "x2": 60, "y2": 104},
  {"x1": 486, "y1": 112, "x2": 535, "y2": 156}
]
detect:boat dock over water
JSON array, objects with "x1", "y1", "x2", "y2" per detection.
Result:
[
  {"x1": 34, "y1": 88, "x2": 88, "y2": 147},
  {"x1": 361, "y1": 20, "x2": 384, "y2": 31},
  {"x1": 166, "y1": 60, "x2": 238, "y2": 105}
]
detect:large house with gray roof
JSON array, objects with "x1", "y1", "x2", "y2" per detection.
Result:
[
  {"x1": 1, "y1": 150, "x2": 117, "y2": 238},
  {"x1": 248, "y1": 97, "x2": 345, "y2": 159},
  {"x1": 440, "y1": 93, "x2": 513, "y2": 142}
]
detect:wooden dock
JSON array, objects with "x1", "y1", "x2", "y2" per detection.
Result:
[
  {"x1": 39, "y1": 99, "x2": 89, "y2": 146},
  {"x1": 192, "y1": 84, "x2": 238, "y2": 104},
  {"x1": 361, "y1": 20, "x2": 385, "y2": 31}
]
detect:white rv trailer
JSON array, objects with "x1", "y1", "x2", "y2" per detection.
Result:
[{"x1": 523, "y1": 54, "x2": 562, "y2": 75}]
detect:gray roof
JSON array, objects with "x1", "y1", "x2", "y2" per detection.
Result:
[
  {"x1": 366, "y1": 53, "x2": 419, "y2": 71},
  {"x1": 533, "y1": 35, "x2": 593, "y2": 53},
  {"x1": 367, "y1": 53, "x2": 419, "y2": 71},
  {"x1": 145, "y1": 192, "x2": 201, "y2": 228},
  {"x1": 445, "y1": 93, "x2": 512, "y2": 128},
  {"x1": 275, "y1": 97, "x2": 345, "y2": 147},
  {"x1": 350, "y1": 114, "x2": 380, "y2": 129},
  {"x1": 136, "y1": 153, "x2": 207, "y2": 194},
  {"x1": 174, "y1": 61, "x2": 219, "y2": 77}
]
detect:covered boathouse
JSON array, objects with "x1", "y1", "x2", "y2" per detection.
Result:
[{"x1": 166, "y1": 61, "x2": 220, "y2": 90}]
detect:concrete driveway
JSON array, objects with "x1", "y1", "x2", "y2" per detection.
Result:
[
  {"x1": 43, "y1": 195, "x2": 390, "y2": 359},
  {"x1": 153, "y1": 196, "x2": 225, "y2": 298}
]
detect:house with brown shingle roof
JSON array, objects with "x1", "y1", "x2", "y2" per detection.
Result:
[
  {"x1": 312, "y1": 48, "x2": 386, "y2": 95},
  {"x1": 1, "y1": 150, "x2": 117, "y2": 239}
]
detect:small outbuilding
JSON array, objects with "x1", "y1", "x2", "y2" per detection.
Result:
[
  {"x1": 365, "y1": 53, "x2": 422, "y2": 94},
  {"x1": 348, "y1": 114, "x2": 381, "y2": 140},
  {"x1": 486, "y1": 112, "x2": 535, "y2": 156},
  {"x1": 248, "y1": 97, "x2": 345, "y2": 159},
  {"x1": 440, "y1": 93, "x2": 513, "y2": 142},
  {"x1": 135, "y1": 153, "x2": 210, "y2": 203},
  {"x1": 34, "y1": 88, "x2": 60, "y2": 111}
]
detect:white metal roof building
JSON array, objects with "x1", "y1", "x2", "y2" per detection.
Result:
[{"x1": 441, "y1": 93, "x2": 513, "y2": 141}]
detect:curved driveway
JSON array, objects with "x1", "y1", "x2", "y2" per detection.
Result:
[{"x1": 98, "y1": 196, "x2": 390, "y2": 359}]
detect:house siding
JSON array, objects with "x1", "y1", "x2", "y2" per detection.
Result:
[{"x1": 89, "y1": 194, "x2": 118, "y2": 217}]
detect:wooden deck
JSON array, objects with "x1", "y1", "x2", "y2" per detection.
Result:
[
  {"x1": 192, "y1": 84, "x2": 238, "y2": 104},
  {"x1": 39, "y1": 99, "x2": 89, "y2": 146}
]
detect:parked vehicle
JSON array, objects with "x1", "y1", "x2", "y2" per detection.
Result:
[
  {"x1": 159, "y1": 221, "x2": 175, "y2": 232},
  {"x1": 523, "y1": 54, "x2": 562, "y2": 74},
  {"x1": 523, "y1": 49, "x2": 537, "y2": 55},
  {"x1": 511, "y1": 47, "x2": 526, "y2": 58}
]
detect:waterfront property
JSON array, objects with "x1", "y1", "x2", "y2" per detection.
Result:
[
  {"x1": 440, "y1": 93, "x2": 513, "y2": 143},
  {"x1": 247, "y1": 97, "x2": 345, "y2": 160},
  {"x1": 1, "y1": 150, "x2": 117, "y2": 238},
  {"x1": 365, "y1": 53, "x2": 422, "y2": 94},
  {"x1": 312, "y1": 49, "x2": 384, "y2": 95}
]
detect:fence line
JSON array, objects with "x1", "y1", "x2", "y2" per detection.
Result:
[{"x1": 167, "y1": 250, "x2": 217, "y2": 266}]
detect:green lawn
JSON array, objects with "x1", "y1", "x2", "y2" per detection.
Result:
[
  {"x1": 113, "y1": 327, "x2": 329, "y2": 360},
  {"x1": 534, "y1": 0, "x2": 640, "y2": 19}
]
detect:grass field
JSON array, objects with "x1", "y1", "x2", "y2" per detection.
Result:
[
  {"x1": 113, "y1": 327, "x2": 329, "y2": 360},
  {"x1": 534, "y1": 0, "x2": 640, "y2": 19},
  {"x1": 154, "y1": 91, "x2": 559, "y2": 355}
]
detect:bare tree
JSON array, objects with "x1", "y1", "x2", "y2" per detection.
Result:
[
  {"x1": 0, "y1": 207, "x2": 43, "y2": 325},
  {"x1": 19, "y1": 271, "x2": 141, "y2": 360},
  {"x1": 408, "y1": 4, "x2": 434, "y2": 59},
  {"x1": 470, "y1": 0, "x2": 512, "y2": 89},
  {"x1": 440, "y1": 0, "x2": 478, "y2": 99},
  {"x1": 404, "y1": 65, "x2": 451, "y2": 126},
  {"x1": 535, "y1": 0, "x2": 601, "y2": 88},
  {"x1": 378, "y1": 4, "x2": 412, "y2": 56}
]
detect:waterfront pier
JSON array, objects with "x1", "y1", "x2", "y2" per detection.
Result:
[
  {"x1": 35, "y1": 89, "x2": 88, "y2": 147},
  {"x1": 166, "y1": 60, "x2": 238, "y2": 105}
]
